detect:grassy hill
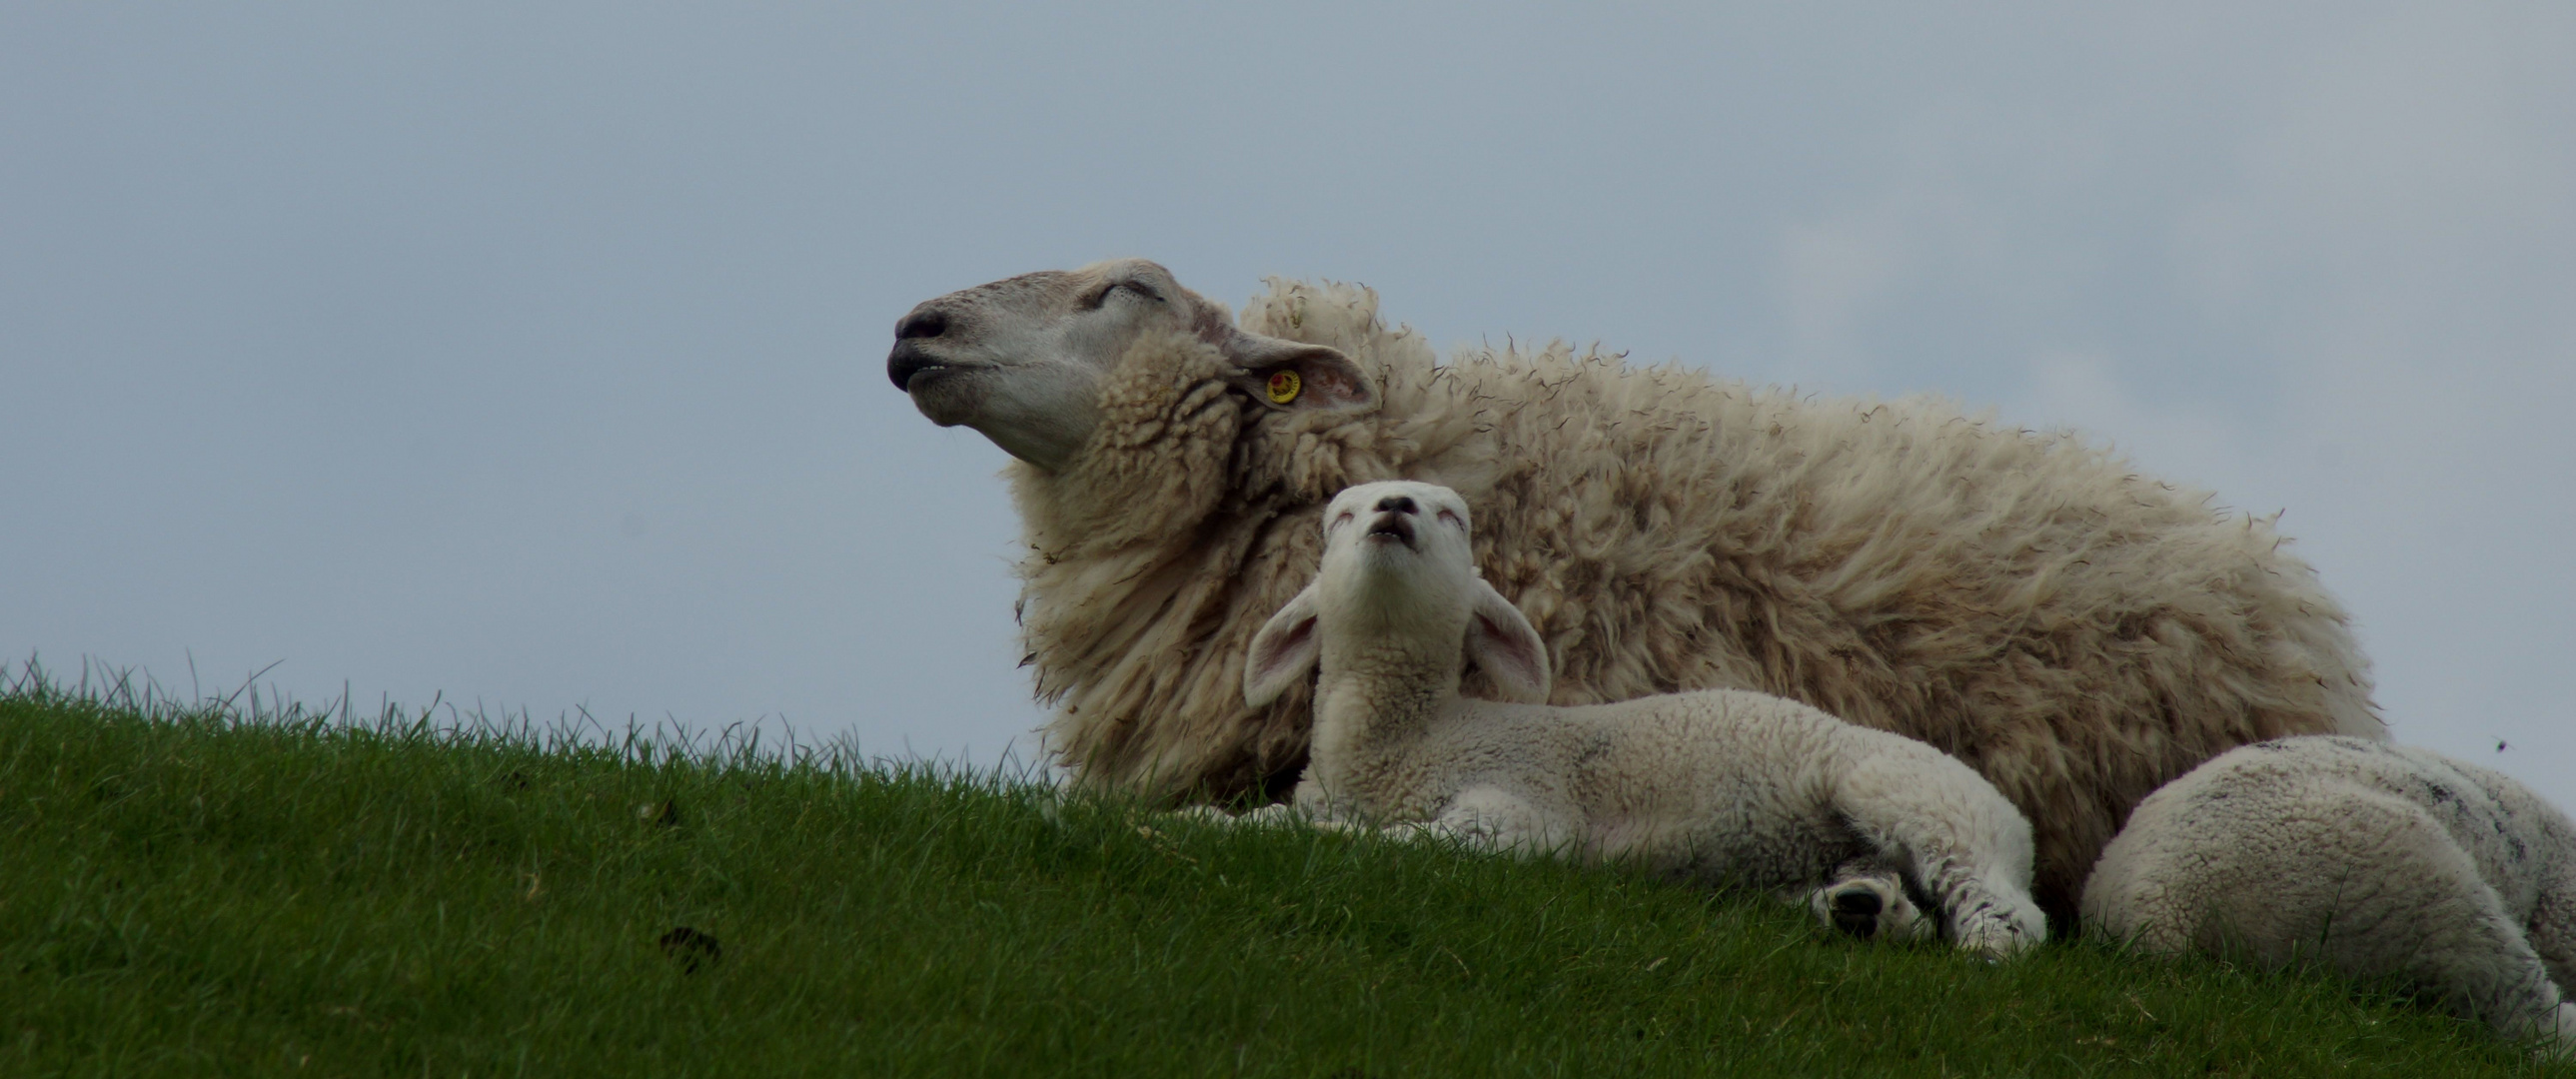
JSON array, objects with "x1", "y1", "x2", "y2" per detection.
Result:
[{"x1": 0, "y1": 663, "x2": 2557, "y2": 1077}]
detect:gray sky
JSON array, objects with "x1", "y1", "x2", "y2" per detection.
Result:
[{"x1": 5, "y1": 4, "x2": 2572, "y2": 800}]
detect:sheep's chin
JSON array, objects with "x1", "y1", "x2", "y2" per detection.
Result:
[
  {"x1": 906, "y1": 369, "x2": 1100, "y2": 470},
  {"x1": 902, "y1": 367, "x2": 985, "y2": 428}
]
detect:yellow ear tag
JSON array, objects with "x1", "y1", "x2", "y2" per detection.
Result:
[{"x1": 1266, "y1": 369, "x2": 1302, "y2": 405}]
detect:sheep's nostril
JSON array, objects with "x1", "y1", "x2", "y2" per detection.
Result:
[
  {"x1": 895, "y1": 309, "x2": 948, "y2": 341},
  {"x1": 1375, "y1": 496, "x2": 1418, "y2": 515}
]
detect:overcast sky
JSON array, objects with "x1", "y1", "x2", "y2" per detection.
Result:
[{"x1": 5, "y1": 4, "x2": 2571, "y2": 801}]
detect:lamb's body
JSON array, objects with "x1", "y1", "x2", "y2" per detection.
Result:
[
  {"x1": 888, "y1": 260, "x2": 2385, "y2": 920},
  {"x1": 1313, "y1": 686, "x2": 2046, "y2": 953},
  {"x1": 1247, "y1": 481, "x2": 2047, "y2": 955},
  {"x1": 2083, "y1": 737, "x2": 2576, "y2": 1048},
  {"x1": 1342, "y1": 690, "x2": 1906, "y2": 877}
]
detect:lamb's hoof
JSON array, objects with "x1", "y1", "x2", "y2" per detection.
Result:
[
  {"x1": 1946, "y1": 888, "x2": 2046, "y2": 960},
  {"x1": 1958, "y1": 934, "x2": 2019, "y2": 962},
  {"x1": 1831, "y1": 887, "x2": 1884, "y2": 939},
  {"x1": 1954, "y1": 916, "x2": 2039, "y2": 961},
  {"x1": 1809, "y1": 875, "x2": 1925, "y2": 943}
]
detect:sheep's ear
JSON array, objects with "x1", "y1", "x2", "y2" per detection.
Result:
[
  {"x1": 1465, "y1": 579, "x2": 1550, "y2": 703},
  {"x1": 1244, "y1": 583, "x2": 1325, "y2": 707},
  {"x1": 1221, "y1": 332, "x2": 1376, "y2": 413}
]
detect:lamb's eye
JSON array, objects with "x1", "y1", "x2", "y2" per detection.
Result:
[
  {"x1": 1437, "y1": 510, "x2": 1464, "y2": 529},
  {"x1": 1331, "y1": 512, "x2": 1354, "y2": 530}
]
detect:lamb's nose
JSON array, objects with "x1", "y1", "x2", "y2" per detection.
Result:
[
  {"x1": 894, "y1": 308, "x2": 948, "y2": 340},
  {"x1": 1374, "y1": 496, "x2": 1418, "y2": 515}
]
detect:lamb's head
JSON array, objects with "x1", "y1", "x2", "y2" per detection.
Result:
[
  {"x1": 887, "y1": 258, "x2": 1376, "y2": 471},
  {"x1": 1243, "y1": 481, "x2": 1551, "y2": 709}
]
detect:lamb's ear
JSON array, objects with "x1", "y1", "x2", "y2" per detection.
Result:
[
  {"x1": 1465, "y1": 578, "x2": 1551, "y2": 703},
  {"x1": 1244, "y1": 583, "x2": 1325, "y2": 707},
  {"x1": 1220, "y1": 331, "x2": 1376, "y2": 414}
]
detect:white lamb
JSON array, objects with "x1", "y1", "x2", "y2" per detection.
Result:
[
  {"x1": 1237, "y1": 480, "x2": 2048, "y2": 957},
  {"x1": 2083, "y1": 736, "x2": 2576, "y2": 1051}
]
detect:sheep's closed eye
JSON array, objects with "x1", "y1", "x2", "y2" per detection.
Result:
[
  {"x1": 1437, "y1": 509, "x2": 1464, "y2": 529},
  {"x1": 1330, "y1": 512, "x2": 1355, "y2": 531},
  {"x1": 1085, "y1": 281, "x2": 1158, "y2": 310}
]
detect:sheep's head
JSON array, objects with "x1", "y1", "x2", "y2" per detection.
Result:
[
  {"x1": 888, "y1": 258, "x2": 1377, "y2": 471},
  {"x1": 1243, "y1": 481, "x2": 1551, "y2": 708}
]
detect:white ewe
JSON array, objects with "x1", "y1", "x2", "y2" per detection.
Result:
[
  {"x1": 1238, "y1": 480, "x2": 2047, "y2": 957},
  {"x1": 888, "y1": 257, "x2": 2384, "y2": 920},
  {"x1": 2083, "y1": 737, "x2": 2576, "y2": 1051}
]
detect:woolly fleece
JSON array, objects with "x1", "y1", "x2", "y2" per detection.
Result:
[
  {"x1": 2083, "y1": 736, "x2": 2576, "y2": 1049},
  {"x1": 1006, "y1": 277, "x2": 2382, "y2": 918}
]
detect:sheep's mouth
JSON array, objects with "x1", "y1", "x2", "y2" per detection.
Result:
[
  {"x1": 889, "y1": 341, "x2": 964, "y2": 392},
  {"x1": 1364, "y1": 515, "x2": 1418, "y2": 550}
]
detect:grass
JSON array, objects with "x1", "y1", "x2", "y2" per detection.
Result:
[{"x1": 0, "y1": 660, "x2": 2558, "y2": 1077}]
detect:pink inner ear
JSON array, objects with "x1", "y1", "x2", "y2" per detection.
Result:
[
  {"x1": 1252, "y1": 615, "x2": 1316, "y2": 683},
  {"x1": 1294, "y1": 361, "x2": 1368, "y2": 404},
  {"x1": 1478, "y1": 613, "x2": 1536, "y2": 670}
]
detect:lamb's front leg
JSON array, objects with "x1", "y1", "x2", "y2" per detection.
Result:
[
  {"x1": 1171, "y1": 775, "x2": 1335, "y2": 828},
  {"x1": 1830, "y1": 746, "x2": 2047, "y2": 958}
]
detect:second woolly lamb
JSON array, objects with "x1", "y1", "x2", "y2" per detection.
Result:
[
  {"x1": 2083, "y1": 736, "x2": 2576, "y2": 1051},
  {"x1": 1241, "y1": 480, "x2": 2048, "y2": 956}
]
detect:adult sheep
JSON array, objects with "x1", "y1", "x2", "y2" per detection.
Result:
[{"x1": 884, "y1": 257, "x2": 2384, "y2": 919}]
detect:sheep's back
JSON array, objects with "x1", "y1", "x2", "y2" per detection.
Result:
[{"x1": 1344, "y1": 340, "x2": 2378, "y2": 912}]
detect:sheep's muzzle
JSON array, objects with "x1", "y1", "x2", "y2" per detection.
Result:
[
  {"x1": 887, "y1": 340, "x2": 946, "y2": 393},
  {"x1": 1364, "y1": 514, "x2": 1418, "y2": 550}
]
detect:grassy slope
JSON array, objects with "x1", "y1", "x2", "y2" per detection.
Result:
[{"x1": 0, "y1": 669, "x2": 2556, "y2": 1078}]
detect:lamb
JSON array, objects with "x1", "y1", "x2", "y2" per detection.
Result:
[
  {"x1": 1232, "y1": 480, "x2": 2047, "y2": 956},
  {"x1": 2082, "y1": 737, "x2": 2576, "y2": 1051},
  {"x1": 886, "y1": 257, "x2": 2385, "y2": 920}
]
